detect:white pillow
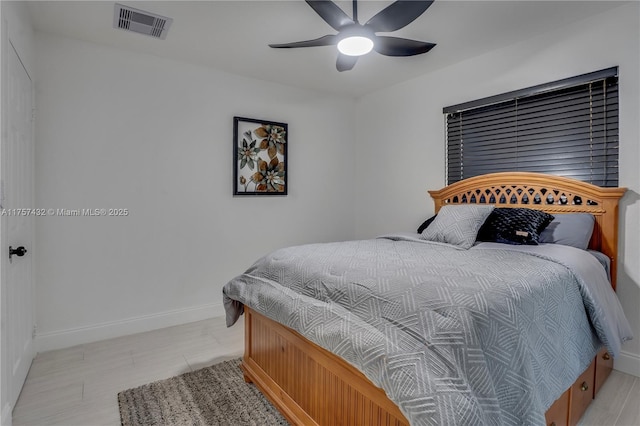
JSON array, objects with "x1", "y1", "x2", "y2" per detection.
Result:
[{"x1": 420, "y1": 204, "x2": 494, "y2": 249}]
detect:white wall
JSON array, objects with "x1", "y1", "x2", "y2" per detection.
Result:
[
  {"x1": 355, "y1": 3, "x2": 640, "y2": 377},
  {"x1": 34, "y1": 33, "x2": 356, "y2": 351}
]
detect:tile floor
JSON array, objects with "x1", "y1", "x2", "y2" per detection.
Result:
[
  {"x1": 12, "y1": 315, "x2": 640, "y2": 425},
  {"x1": 13, "y1": 316, "x2": 243, "y2": 426}
]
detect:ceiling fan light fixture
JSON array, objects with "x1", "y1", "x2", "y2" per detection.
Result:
[
  {"x1": 337, "y1": 36, "x2": 374, "y2": 56},
  {"x1": 269, "y1": 0, "x2": 437, "y2": 71}
]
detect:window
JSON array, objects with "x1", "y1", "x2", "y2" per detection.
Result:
[{"x1": 444, "y1": 67, "x2": 619, "y2": 187}]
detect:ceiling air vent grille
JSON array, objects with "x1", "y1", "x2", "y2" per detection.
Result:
[{"x1": 114, "y1": 3, "x2": 173, "y2": 40}]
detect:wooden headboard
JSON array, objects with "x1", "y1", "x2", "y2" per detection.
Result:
[{"x1": 428, "y1": 172, "x2": 627, "y2": 289}]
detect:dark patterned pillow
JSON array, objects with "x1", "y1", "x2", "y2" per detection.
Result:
[
  {"x1": 416, "y1": 215, "x2": 437, "y2": 234},
  {"x1": 478, "y1": 208, "x2": 554, "y2": 245}
]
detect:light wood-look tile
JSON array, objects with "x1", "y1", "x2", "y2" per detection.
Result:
[
  {"x1": 12, "y1": 315, "x2": 638, "y2": 426},
  {"x1": 611, "y1": 378, "x2": 640, "y2": 426},
  {"x1": 13, "y1": 316, "x2": 243, "y2": 426},
  {"x1": 578, "y1": 370, "x2": 637, "y2": 426}
]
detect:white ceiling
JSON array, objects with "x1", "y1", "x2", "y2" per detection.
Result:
[{"x1": 27, "y1": 1, "x2": 624, "y2": 97}]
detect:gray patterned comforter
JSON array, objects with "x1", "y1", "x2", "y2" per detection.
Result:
[{"x1": 222, "y1": 235, "x2": 632, "y2": 426}]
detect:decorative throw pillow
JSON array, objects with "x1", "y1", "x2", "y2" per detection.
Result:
[
  {"x1": 416, "y1": 215, "x2": 437, "y2": 234},
  {"x1": 420, "y1": 205, "x2": 494, "y2": 249},
  {"x1": 477, "y1": 208, "x2": 554, "y2": 245},
  {"x1": 539, "y1": 213, "x2": 595, "y2": 250}
]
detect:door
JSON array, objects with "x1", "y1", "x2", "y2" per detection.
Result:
[{"x1": 1, "y1": 39, "x2": 34, "y2": 416}]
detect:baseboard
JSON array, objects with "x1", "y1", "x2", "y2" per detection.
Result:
[
  {"x1": 34, "y1": 302, "x2": 224, "y2": 353},
  {"x1": 614, "y1": 349, "x2": 640, "y2": 378},
  {"x1": 1, "y1": 402, "x2": 12, "y2": 426},
  {"x1": 33, "y1": 303, "x2": 640, "y2": 377}
]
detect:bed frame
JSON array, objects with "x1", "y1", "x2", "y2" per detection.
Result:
[{"x1": 241, "y1": 172, "x2": 626, "y2": 426}]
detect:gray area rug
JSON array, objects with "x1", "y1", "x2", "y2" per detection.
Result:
[{"x1": 118, "y1": 358, "x2": 289, "y2": 426}]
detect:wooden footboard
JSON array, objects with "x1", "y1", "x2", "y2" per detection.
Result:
[
  {"x1": 242, "y1": 308, "x2": 409, "y2": 426},
  {"x1": 243, "y1": 307, "x2": 610, "y2": 426}
]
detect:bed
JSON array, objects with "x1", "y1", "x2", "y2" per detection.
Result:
[{"x1": 223, "y1": 172, "x2": 630, "y2": 426}]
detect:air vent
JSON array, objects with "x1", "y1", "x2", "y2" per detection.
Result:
[{"x1": 114, "y1": 3, "x2": 173, "y2": 40}]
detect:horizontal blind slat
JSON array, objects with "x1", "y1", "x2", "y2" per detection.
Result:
[{"x1": 445, "y1": 72, "x2": 618, "y2": 186}]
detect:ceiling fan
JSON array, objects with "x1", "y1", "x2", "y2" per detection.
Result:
[{"x1": 269, "y1": 0, "x2": 436, "y2": 72}]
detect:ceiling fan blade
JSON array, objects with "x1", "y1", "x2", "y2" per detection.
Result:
[
  {"x1": 269, "y1": 34, "x2": 337, "y2": 49},
  {"x1": 336, "y1": 53, "x2": 358, "y2": 72},
  {"x1": 306, "y1": 0, "x2": 354, "y2": 31},
  {"x1": 374, "y1": 36, "x2": 436, "y2": 57},
  {"x1": 365, "y1": 1, "x2": 434, "y2": 33}
]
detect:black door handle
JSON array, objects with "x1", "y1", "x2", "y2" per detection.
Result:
[{"x1": 9, "y1": 246, "x2": 27, "y2": 262}]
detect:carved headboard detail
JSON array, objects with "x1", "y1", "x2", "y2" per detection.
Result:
[{"x1": 428, "y1": 172, "x2": 627, "y2": 289}]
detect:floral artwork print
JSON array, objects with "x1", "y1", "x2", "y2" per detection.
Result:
[
  {"x1": 238, "y1": 131, "x2": 260, "y2": 170},
  {"x1": 234, "y1": 117, "x2": 287, "y2": 195}
]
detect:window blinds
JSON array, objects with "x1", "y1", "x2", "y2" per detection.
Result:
[{"x1": 444, "y1": 67, "x2": 619, "y2": 187}]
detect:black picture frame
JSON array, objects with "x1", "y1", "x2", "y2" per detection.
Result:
[{"x1": 233, "y1": 116, "x2": 288, "y2": 196}]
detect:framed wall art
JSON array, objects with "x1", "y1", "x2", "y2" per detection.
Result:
[{"x1": 233, "y1": 117, "x2": 288, "y2": 196}]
